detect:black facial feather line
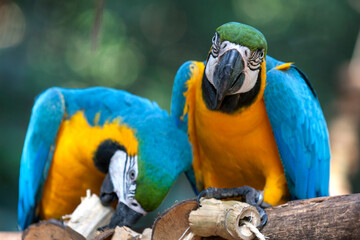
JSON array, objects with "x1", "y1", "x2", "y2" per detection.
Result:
[
  {"x1": 248, "y1": 49, "x2": 264, "y2": 71},
  {"x1": 211, "y1": 32, "x2": 221, "y2": 58}
]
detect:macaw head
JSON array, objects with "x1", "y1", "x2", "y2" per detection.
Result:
[
  {"x1": 93, "y1": 114, "x2": 192, "y2": 228},
  {"x1": 203, "y1": 22, "x2": 267, "y2": 113}
]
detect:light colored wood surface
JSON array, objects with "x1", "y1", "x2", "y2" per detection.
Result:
[
  {"x1": 152, "y1": 194, "x2": 360, "y2": 240},
  {"x1": 65, "y1": 191, "x2": 114, "y2": 240},
  {"x1": 0, "y1": 232, "x2": 22, "y2": 240}
]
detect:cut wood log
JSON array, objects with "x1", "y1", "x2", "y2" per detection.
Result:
[
  {"x1": 141, "y1": 228, "x2": 152, "y2": 240},
  {"x1": 92, "y1": 226, "x2": 152, "y2": 240},
  {"x1": 111, "y1": 226, "x2": 140, "y2": 240},
  {"x1": 64, "y1": 190, "x2": 114, "y2": 240},
  {"x1": 152, "y1": 194, "x2": 360, "y2": 240},
  {"x1": 0, "y1": 232, "x2": 22, "y2": 240},
  {"x1": 22, "y1": 220, "x2": 86, "y2": 240},
  {"x1": 261, "y1": 193, "x2": 360, "y2": 239},
  {"x1": 151, "y1": 199, "x2": 199, "y2": 240},
  {"x1": 92, "y1": 228, "x2": 114, "y2": 240},
  {"x1": 189, "y1": 198, "x2": 261, "y2": 240}
]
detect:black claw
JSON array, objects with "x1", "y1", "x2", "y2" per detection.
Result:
[
  {"x1": 196, "y1": 194, "x2": 203, "y2": 208},
  {"x1": 260, "y1": 201, "x2": 272, "y2": 208},
  {"x1": 195, "y1": 186, "x2": 268, "y2": 228},
  {"x1": 196, "y1": 187, "x2": 219, "y2": 207},
  {"x1": 196, "y1": 189, "x2": 208, "y2": 207},
  {"x1": 97, "y1": 224, "x2": 110, "y2": 232},
  {"x1": 48, "y1": 218, "x2": 65, "y2": 227},
  {"x1": 254, "y1": 204, "x2": 268, "y2": 229}
]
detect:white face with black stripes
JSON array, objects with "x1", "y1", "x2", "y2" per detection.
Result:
[
  {"x1": 108, "y1": 150, "x2": 147, "y2": 215},
  {"x1": 205, "y1": 33, "x2": 265, "y2": 95}
]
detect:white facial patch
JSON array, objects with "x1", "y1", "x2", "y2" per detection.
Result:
[
  {"x1": 109, "y1": 150, "x2": 147, "y2": 215},
  {"x1": 205, "y1": 41, "x2": 261, "y2": 94}
]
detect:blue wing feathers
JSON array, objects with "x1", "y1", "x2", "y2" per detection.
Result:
[
  {"x1": 18, "y1": 87, "x2": 162, "y2": 229},
  {"x1": 61, "y1": 87, "x2": 166, "y2": 127},
  {"x1": 264, "y1": 57, "x2": 330, "y2": 200},
  {"x1": 19, "y1": 86, "x2": 192, "y2": 229},
  {"x1": 170, "y1": 61, "x2": 198, "y2": 189},
  {"x1": 18, "y1": 88, "x2": 65, "y2": 229},
  {"x1": 171, "y1": 61, "x2": 195, "y2": 132},
  {"x1": 171, "y1": 56, "x2": 330, "y2": 200}
]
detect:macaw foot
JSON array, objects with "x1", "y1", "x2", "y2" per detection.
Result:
[{"x1": 196, "y1": 186, "x2": 268, "y2": 229}]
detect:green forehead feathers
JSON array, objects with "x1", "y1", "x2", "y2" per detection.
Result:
[{"x1": 216, "y1": 22, "x2": 267, "y2": 54}]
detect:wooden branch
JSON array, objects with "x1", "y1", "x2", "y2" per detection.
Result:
[
  {"x1": 0, "y1": 232, "x2": 22, "y2": 240},
  {"x1": 22, "y1": 220, "x2": 86, "y2": 240},
  {"x1": 261, "y1": 194, "x2": 360, "y2": 239},
  {"x1": 189, "y1": 198, "x2": 261, "y2": 240},
  {"x1": 13, "y1": 193, "x2": 360, "y2": 239},
  {"x1": 152, "y1": 194, "x2": 360, "y2": 240},
  {"x1": 64, "y1": 190, "x2": 114, "y2": 239}
]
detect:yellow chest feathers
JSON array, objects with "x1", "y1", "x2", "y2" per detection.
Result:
[
  {"x1": 40, "y1": 111, "x2": 138, "y2": 219},
  {"x1": 184, "y1": 61, "x2": 288, "y2": 205}
]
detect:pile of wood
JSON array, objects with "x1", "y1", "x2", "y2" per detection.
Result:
[{"x1": 5, "y1": 192, "x2": 360, "y2": 240}]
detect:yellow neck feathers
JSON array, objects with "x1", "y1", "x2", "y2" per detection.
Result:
[
  {"x1": 40, "y1": 111, "x2": 138, "y2": 219},
  {"x1": 182, "y1": 60, "x2": 288, "y2": 205}
]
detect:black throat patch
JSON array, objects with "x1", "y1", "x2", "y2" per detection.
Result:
[
  {"x1": 93, "y1": 139, "x2": 127, "y2": 173},
  {"x1": 201, "y1": 69, "x2": 262, "y2": 114}
]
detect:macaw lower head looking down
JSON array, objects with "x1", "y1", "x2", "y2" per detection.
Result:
[
  {"x1": 202, "y1": 22, "x2": 268, "y2": 113},
  {"x1": 18, "y1": 87, "x2": 193, "y2": 230}
]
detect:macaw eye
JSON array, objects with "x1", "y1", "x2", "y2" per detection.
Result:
[
  {"x1": 258, "y1": 49, "x2": 264, "y2": 59},
  {"x1": 129, "y1": 169, "x2": 136, "y2": 181},
  {"x1": 211, "y1": 32, "x2": 220, "y2": 57},
  {"x1": 244, "y1": 49, "x2": 250, "y2": 58}
]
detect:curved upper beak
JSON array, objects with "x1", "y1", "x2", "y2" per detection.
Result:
[
  {"x1": 210, "y1": 49, "x2": 244, "y2": 110},
  {"x1": 108, "y1": 201, "x2": 143, "y2": 228},
  {"x1": 99, "y1": 174, "x2": 143, "y2": 228}
]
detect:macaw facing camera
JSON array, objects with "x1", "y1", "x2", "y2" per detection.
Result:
[{"x1": 171, "y1": 22, "x2": 330, "y2": 226}]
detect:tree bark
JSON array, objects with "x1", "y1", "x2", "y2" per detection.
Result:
[
  {"x1": 152, "y1": 194, "x2": 360, "y2": 240},
  {"x1": 0, "y1": 232, "x2": 21, "y2": 240},
  {"x1": 4, "y1": 194, "x2": 360, "y2": 240},
  {"x1": 261, "y1": 194, "x2": 360, "y2": 239}
]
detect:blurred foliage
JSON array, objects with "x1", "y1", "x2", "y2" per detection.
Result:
[{"x1": 0, "y1": 0, "x2": 359, "y2": 230}]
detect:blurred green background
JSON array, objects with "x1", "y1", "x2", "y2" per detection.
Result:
[{"x1": 1, "y1": 0, "x2": 359, "y2": 231}]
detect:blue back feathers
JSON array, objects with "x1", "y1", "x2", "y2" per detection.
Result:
[
  {"x1": 18, "y1": 87, "x2": 193, "y2": 229},
  {"x1": 264, "y1": 56, "x2": 330, "y2": 199},
  {"x1": 171, "y1": 57, "x2": 330, "y2": 200}
]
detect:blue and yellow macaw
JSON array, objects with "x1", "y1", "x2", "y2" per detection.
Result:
[
  {"x1": 171, "y1": 22, "x2": 330, "y2": 223},
  {"x1": 18, "y1": 87, "x2": 192, "y2": 230}
]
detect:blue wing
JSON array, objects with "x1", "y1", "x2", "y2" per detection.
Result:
[
  {"x1": 17, "y1": 87, "x2": 162, "y2": 229},
  {"x1": 170, "y1": 61, "x2": 197, "y2": 133},
  {"x1": 170, "y1": 61, "x2": 201, "y2": 193},
  {"x1": 18, "y1": 88, "x2": 65, "y2": 229},
  {"x1": 264, "y1": 56, "x2": 330, "y2": 199},
  {"x1": 19, "y1": 86, "x2": 191, "y2": 229}
]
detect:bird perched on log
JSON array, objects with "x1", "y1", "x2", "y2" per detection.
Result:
[
  {"x1": 18, "y1": 87, "x2": 192, "y2": 230},
  {"x1": 171, "y1": 22, "x2": 330, "y2": 226}
]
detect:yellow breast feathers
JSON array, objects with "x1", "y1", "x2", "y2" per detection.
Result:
[
  {"x1": 183, "y1": 61, "x2": 288, "y2": 205},
  {"x1": 40, "y1": 111, "x2": 138, "y2": 219}
]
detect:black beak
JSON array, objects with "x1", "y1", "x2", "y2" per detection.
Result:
[
  {"x1": 211, "y1": 49, "x2": 244, "y2": 110},
  {"x1": 100, "y1": 174, "x2": 118, "y2": 206},
  {"x1": 99, "y1": 174, "x2": 143, "y2": 229},
  {"x1": 108, "y1": 202, "x2": 143, "y2": 228}
]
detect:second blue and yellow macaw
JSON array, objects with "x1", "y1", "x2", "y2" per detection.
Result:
[
  {"x1": 171, "y1": 22, "x2": 330, "y2": 215},
  {"x1": 18, "y1": 87, "x2": 192, "y2": 230}
]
